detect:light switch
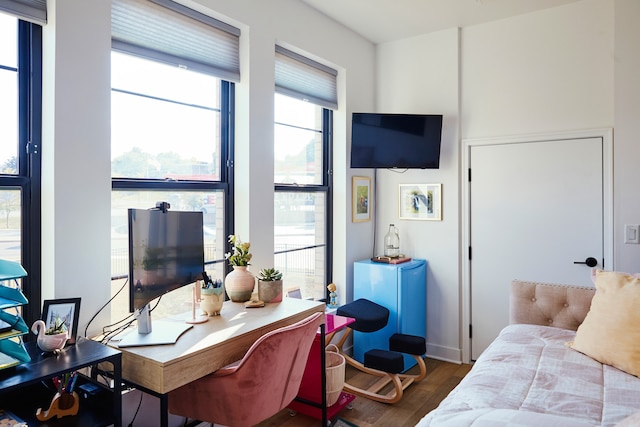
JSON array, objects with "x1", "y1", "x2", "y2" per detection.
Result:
[{"x1": 624, "y1": 224, "x2": 640, "y2": 244}]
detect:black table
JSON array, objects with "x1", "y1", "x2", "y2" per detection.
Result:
[{"x1": 0, "y1": 337, "x2": 122, "y2": 427}]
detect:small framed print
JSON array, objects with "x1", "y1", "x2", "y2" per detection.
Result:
[
  {"x1": 42, "y1": 298, "x2": 81, "y2": 345},
  {"x1": 352, "y1": 176, "x2": 372, "y2": 222},
  {"x1": 399, "y1": 183, "x2": 442, "y2": 221}
]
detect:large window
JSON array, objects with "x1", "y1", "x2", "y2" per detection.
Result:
[
  {"x1": 110, "y1": 51, "x2": 233, "y2": 324},
  {"x1": 0, "y1": 13, "x2": 42, "y2": 326},
  {"x1": 274, "y1": 93, "x2": 332, "y2": 300}
]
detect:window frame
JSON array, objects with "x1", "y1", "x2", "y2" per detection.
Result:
[
  {"x1": 274, "y1": 106, "x2": 333, "y2": 301},
  {"x1": 0, "y1": 19, "x2": 43, "y2": 328},
  {"x1": 110, "y1": 74, "x2": 235, "y2": 274}
]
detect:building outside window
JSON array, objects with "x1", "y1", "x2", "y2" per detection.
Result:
[{"x1": 274, "y1": 93, "x2": 332, "y2": 300}]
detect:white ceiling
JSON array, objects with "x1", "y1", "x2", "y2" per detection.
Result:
[{"x1": 301, "y1": 0, "x2": 583, "y2": 44}]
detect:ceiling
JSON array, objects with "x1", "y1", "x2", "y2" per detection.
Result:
[{"x1": 300, "y1": 0, "x2": 583, "y2": 44}]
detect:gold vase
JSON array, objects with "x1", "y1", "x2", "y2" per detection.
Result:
[{"x1": 225, "y1": 266, "x2": 255, "y2": 302}]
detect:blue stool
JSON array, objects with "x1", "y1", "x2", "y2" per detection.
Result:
[{"x1": 334, "y1": 298, "x2": 427, "y2": 404}]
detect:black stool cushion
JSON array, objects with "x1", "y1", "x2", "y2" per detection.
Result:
[
  {"x1": 389, "y1": 333, "x2": 426, "y2": 356},
  {"x1": 337, "y1": 298, "x2": 389, "y2": 332},
  {"x1": 364, "y1": 349, "x2": 404, "y2": 374}
]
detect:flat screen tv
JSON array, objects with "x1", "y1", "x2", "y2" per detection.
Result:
[
  {"x1": 350, "y1": 113, "x2": 443, "y2": 169},
  {"x1": 122, "y1": 206, "x2": 204, "y2": 346}
]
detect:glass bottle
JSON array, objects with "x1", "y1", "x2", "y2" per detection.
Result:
[{"x1": 384, "y1": 224, "x2": 400, "y2": 257}]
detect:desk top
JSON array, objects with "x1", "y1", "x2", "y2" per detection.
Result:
[
  {"x1": 114, "y1": 298, "x2": 325, "y2": 394},
  {"x1": 0, "y1": 338, "x2": 121, "y2": 392}
]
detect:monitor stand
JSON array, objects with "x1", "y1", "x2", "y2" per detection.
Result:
[{"x1": 118, "y1": 304, "x2": 193, "y2": 348}]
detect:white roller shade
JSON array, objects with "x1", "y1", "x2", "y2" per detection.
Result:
[
  {"x1": 112, "y1": 0, "x2": 240, "y2": 81},
  {"x1": 275, "y1": 45, "x2": 338, "y2": 110},
  {"x1": 0, "y1": 0, "x2": 46, "y2": 24}
]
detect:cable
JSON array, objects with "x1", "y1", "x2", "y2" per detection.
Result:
[
  {"x1": 102, "y1": 312, "x2": 134, "y2": 334},
  {"x1": 84, "y1": 279, "x2": 128, "y2": 338},
  {"x1": 128, "y1": 389, "x2": 144, "y2": 427}
]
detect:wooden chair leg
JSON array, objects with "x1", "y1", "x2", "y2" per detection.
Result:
[{"x1": 331, "y1": 327, "x2": 427, "y2": 404}]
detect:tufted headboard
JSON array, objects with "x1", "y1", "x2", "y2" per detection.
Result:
[{"x1": 509, "y1": 280, "x2": 596, "y2": 331}]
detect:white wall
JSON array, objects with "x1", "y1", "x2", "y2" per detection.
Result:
[
  {"x1": 376, "y1": 29, "x2": 461, "y2": 362},
  {"x1": 42, "y1": 0, "x2": 375, "y2": 337},
  {"x1": 42, "y1": 0, "x2": 112, "y2": 334},
  {"x1": 461, "y1": 0, "x2": 613, "y2": 138},
  {"x1": 614, "y1": 0, "x2": 640, "y2": 273},
  {"x1": 375, "y1": 0, "x2": 631, "y2": 363}
]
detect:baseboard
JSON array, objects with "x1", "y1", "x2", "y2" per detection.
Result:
[{"x1": 426, "y1": 342, "x2": 462, "y2": 364}]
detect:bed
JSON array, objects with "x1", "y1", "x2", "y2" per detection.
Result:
[{"x1": 418, "y1": 274, "x2": 640, "y2": 427}]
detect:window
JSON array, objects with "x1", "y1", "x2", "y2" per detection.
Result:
[
  {"x1": 109, "y1": 0, "x2": 238, "y2": 328},
  {"x1": 274, "y1": 94, "x2": 332, "y2": 300},
  {"x1": 274, "y1": 46, "x2": 336, "y2": 301},
  {"x1": 110, "y1": 51, "x2": 233, "y2": 324},
  {"x1": 0, "y1": 13, "x2": 42, "y2": 325}
]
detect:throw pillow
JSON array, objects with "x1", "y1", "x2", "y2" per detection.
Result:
[{"x1": 568, "y1": 270, "x2": 640, "y2": 377}]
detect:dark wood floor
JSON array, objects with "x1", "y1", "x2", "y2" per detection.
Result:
[{"x1": 256, "y1": 358, "x2": 472, "y2": 427}]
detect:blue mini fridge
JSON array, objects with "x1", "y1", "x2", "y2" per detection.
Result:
[{"x1": 352, "y1": 258, "x2": 427, "y2": 371}]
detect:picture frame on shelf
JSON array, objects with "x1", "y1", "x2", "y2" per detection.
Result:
[
  {"x1": 399, "y1": 183, "x2": 442, "y2": 221},
  {"x1": 42, "y1": 298, "x2": 81, "y2": 345},
  {"x1": 352, "y1": 176, "x2": 372, "y2": 223}
]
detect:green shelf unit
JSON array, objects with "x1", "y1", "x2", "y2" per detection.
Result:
[{"x1": 0, "y1": 259, "x2": 30, "y2": 371}]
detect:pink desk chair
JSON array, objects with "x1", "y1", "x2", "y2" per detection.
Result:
[{"x1": 168, "y1": 312, "x2": 323, "y2": 427}]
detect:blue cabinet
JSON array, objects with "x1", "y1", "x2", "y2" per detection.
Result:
[{"x1": 353, "y1": 259, "x2": 427, "y2": 371}]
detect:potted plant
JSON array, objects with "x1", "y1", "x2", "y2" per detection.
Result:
[
  {"x1": 31, "y1": 319, "x2": 68, "y2": 353},
  {"x1": 224, "y1": 235, "x2": 255, "y2": 302},
  {"x1": 257, "y1": 267, "x2": 283, "y2": 303}
]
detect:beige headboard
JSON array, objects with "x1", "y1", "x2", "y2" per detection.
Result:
[{"x1": 510, "y1": 280, "x2": 596, "y2": 331}]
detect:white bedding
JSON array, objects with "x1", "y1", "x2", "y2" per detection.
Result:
[{"x1": 418, "y1": 324, "x2": 640, "y2": 427}]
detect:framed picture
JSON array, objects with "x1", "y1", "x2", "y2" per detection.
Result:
[
  {"x1": 42, "y1": 298, "x2": 81, "y2": 345},
  {"x1": 399, "y1": 183, "x2": 442, "y2": 221},
  {"x1": 352, "y1": 176, "x2": 372, "y2": 222}
]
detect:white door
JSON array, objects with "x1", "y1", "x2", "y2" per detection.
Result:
[{"x1": 469, "y1": 136, "x2": 607, "y2": 360}]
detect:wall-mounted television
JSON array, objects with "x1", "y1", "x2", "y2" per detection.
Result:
[
  {"x1": 120, "y1": 206, "x2": 204, "y2": 347},
  {"x1": 350, "y1": 113, "x2": 443, "y2": 169}
]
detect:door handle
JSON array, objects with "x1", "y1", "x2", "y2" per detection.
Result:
[{"x1": 573, "y1": 257, "x2": 598, "y2": 268}]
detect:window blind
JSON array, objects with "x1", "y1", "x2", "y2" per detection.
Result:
[
  {"x1": 111, "y1": 0, "x2": 240, "y2": 82},
  {"x1": 0, "y1": 0, "x2": 46, "y2": 24},
  {"x1": 275, "y1": 45, "x2": 338, "y2": 110}
]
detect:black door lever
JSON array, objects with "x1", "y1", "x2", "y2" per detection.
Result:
[{"x1": 573, "y1": 257, "x2": 598, "y2": 267}]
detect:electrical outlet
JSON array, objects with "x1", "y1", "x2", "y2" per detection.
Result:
[{"x1": 624, "y1": 224, "x2": 640, "y2": 244}]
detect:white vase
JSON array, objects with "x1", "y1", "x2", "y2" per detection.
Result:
[
  {"x1": 225, "y1": 266, "x2": 255, "y2": 302},
  {"x1": 31, "y1": 320, "x2": 68, "y2": 353}
]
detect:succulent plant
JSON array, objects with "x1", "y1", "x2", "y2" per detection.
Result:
[
  {"x1": 45, "y1": 318, "x2": 68, "y2": 335},
  {"x1": 257, "y1": 268, "x2": 282, "y2": 281}
]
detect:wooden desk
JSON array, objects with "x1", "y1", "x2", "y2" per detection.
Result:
[{"x1": 115, "y1": 298, "x2": 325, "y2": 426}]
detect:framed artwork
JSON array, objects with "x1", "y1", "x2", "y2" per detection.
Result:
[
  {"x1": 399, "y1": 183, "x2": 442, "y2": 221},
  {"x1": 352, "y1": 176, "x2": 372, "y2": 222},
  {"x1": 42, "y1": 298, "x2": 81, "y2": 345}
]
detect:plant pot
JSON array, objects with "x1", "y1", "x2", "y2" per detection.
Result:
[
  {"x1": 201, "y1": 286, "x2": 224, "y2": 316},
  {"x1": 31, "y1": 320, "x2": 68, "y2": 353},
  {"x1": 225, "y1": 266, "x2": 255, "y2": 302},
  {"x1": 258, "y1": 279, "x2": 283, "y2": 303}
]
